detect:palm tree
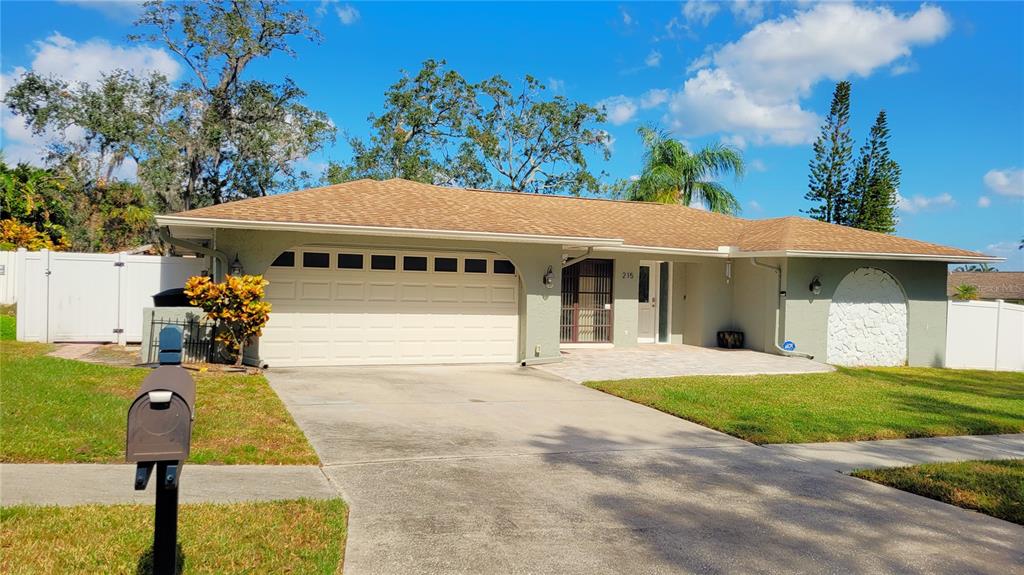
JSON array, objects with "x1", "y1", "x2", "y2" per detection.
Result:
[
  {"x1": 628, "y1": 126, "x2": 745, "y2": 214},
  {"x1": 954, "y1": 263, "x2": 998, "y2": 272},
  {"x1": 953, "y1": 284, "x2": 979, "y2": 301}
]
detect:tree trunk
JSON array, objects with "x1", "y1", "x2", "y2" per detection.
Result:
[{"x1": 235, "y1": 338, "x2": 244, "y2": 367}]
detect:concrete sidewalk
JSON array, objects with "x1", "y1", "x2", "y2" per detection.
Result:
[
  {"x1": 0, "y1": 464, "x2": 339, "y2": 506},
  {"x1": 765, "y1": 434, "x2": 1024, "y2": 472}
]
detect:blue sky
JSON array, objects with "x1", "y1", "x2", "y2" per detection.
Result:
[{"x1": 1, "y1": 1, "x2": 1022, "y2": 268}]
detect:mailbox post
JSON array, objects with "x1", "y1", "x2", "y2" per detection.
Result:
[{"x1": 127, "y1": 326, "x2": 195, "y2": 575}]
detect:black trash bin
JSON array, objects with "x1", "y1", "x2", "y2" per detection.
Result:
[{"x1": 152, "y1": 288, "x2": 191, "y2": 307}]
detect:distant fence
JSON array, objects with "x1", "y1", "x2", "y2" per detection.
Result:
[
  {"x1": 0, "y1": 251, "x2": 16, "y2": 304},
  {"x1": 14, "y1": 248, "x2": 207, "y2": 344},
  {"x1": 946, "y1": 299, "x2": 1023, "y2": 371}
]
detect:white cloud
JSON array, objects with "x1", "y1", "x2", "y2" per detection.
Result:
[
  {"x1": 639, "y1": 88, "x2": 669, "y2": 109},
  {"x1": 978, "y1": 196, "x2": 991, "y2": 208},
  {"x1": 317, "y1": 1, "x2": 360, "y2": 25},
  {"x1": 659, "y1": 16, "x2": 685, "y2": 42},
  {"x1": 7, "y1": 32, "x2": 180, "y2": 87},
  {"x1": 335, "y1": 4, "x2": 360, "y2": 25},
  {"x1": 747, "y1": 199, "x2": 763, "y2": 212},
  {"x1": 897, "y1": 192, "x2": 955, "y2": 214},
  {"x1": 597, "y1": 95, "x2": 639, "y2": 126},
  {"x1": 986, "y1": 241, "x2": 1022, "y2": 255},
  {"x1": 548, "y1": 78, "x2": 565, "y2": 93},
  {"x1": 983, "y1": 168, "x2": 1024, "y2": 198},
  {"x1": 620, "y1": 7, "x2": 634, "y2": 27},
  {"x1": 664, "y1": 3, "x2": 951, "y2": 146},
  {"x1": 57, "y1": 0, "x2": 145, "y2": 22},
  {"x1": 686, "y1": 52, "x2": 713, "y2": 74},
  {"x1": 890, "y1": 60, "x2": 918, "y2": 76},
  {"x1": 668, "y1": 68, "x2": 820, "y2": 145},
  {"x1": 2, "y1": 32, "x2": 180, "y2": 167},
  {"x1": 597, "y1": 130, "x2": 616, "y2": 153},
  {"x1": 682, "y1": 1, "x2": 720, "y2": 27},
  {"x1": 721, "y1": 134, "x2": 747, "y2": 150},
  {"x1": 748, "y1": 158, "x2": 767, "y2": 172},
  {"x1": 983, "y1": 241, "x2": 1024, "y2": 271},
  {"x1": 730, "y1": 0, "x2": 766, "y2": 24},
  {"x1": 712, "y1": 4, "x2": 950, "y2": 103},
  {"x1": 645, "y1": 50, "x2": 662, "y2": 68}
]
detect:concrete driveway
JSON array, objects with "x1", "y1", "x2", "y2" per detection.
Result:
[{"x1": 267, "y1": 365, "x2": 1023, "y2": 575}]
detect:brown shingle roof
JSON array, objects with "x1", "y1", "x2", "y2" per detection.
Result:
[
  {"x1": 164, "y1": 178, "x2": 990, "y2": 260},
  {"x1": 948, "y1": 272, "x2": 1024, "y2": 300}
]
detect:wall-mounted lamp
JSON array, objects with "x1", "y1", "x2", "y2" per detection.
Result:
[
  {"x1": 725, "y1": 260, "x2": 733, "y2": 284},
  {"x1": 543, "y1": 265, "x2": 555, "y2": 288},
  {"x1": 809, "y1": 276, "x2": 822, "y2": 295},
  {"x1": 229, "y1": 254, "x2": 244, "y2": 276}
]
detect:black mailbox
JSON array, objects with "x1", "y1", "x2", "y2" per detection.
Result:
[
  {"x1": 126, "y1": 326, "x2": 195, "y2": 575},
  {"x1": 126, "y1": 366, "x2": 195, "y2": 463}
]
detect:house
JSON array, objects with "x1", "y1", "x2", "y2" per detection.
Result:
[
  {"x1": 156, "y1": 178, "x2": 997, "y2": 369},
  {"x1": 947, "y1": 271, "x2": 1024, "y2": 303}
]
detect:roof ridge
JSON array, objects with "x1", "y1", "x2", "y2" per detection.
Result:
[{"x1": 380, "y1": 177, "x2": 747, "y2": 221}]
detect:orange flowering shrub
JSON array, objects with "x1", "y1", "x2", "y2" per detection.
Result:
[
  {"x1": 184, "y1": 274, "x2": 272, "y2": 366},
  {"x1": 0, "y1": 219, "x2": 69, "y2": 251}
]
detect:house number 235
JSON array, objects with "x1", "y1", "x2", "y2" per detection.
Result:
[{"x1": 621, "y1": 272, "x2": 634, "y2": 279}]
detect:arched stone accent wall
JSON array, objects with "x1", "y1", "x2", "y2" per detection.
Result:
[{"x1": 826, "y1": 267, "x2": 908, "y2": 366}]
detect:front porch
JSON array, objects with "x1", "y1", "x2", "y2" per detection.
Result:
[{"x1": 536, "y1": 344, "x2": 833, "y2": 383}]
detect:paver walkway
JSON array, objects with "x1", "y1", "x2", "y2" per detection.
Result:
[
  {"x1": 765, "y1": 433, "x2": 1024, "y2": 472},
  {"x1": 538, "y1": 344, "x2": 833, "y2": 382},
  {"x1": 0, "y1": 464, "x2": 338, "y2": 506}
]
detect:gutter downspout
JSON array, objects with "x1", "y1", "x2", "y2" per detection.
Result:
[
  {"x1": 751, "y1": 258, "x2": 815, "y2": 360},
  {"x1": 158, "y1": 226, "x2": 230, "y2": 279},
  {"x1": 562, "y1": 247, "x2": 594, "y2": 269}
]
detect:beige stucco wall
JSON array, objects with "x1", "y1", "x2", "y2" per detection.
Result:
[
  {"x1": 205, "y1": 227, "x2": 948, "y2": 368},
  {"x1": 212, "y1": 229, "x2": 565, "y2": 365},
  {"x1": 611, "y1": 252, "x2": 641, "y2": 346},
  {"x1": 669, "y1": 263, "x2": 687, "y2": 344},
  {"x1": 784, "y1": 258, "x2": 948, "y2": 367},
  {"x1": 677, "y1": 260, "x2": 736, "y2": 347},
  {"x1": 729, "y1": 258, "x2": 782, "y2": 353}
]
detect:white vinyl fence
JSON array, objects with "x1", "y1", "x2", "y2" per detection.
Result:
[
  {"x1": 14, "y1": 249, "x2": 206, "y2": 344},
  {"x1": 945, "y1": 299, "x2": 1024, "y2": 371},
  {"x1": 0, "y1": 250, "x2": 17, "y2": 304}
]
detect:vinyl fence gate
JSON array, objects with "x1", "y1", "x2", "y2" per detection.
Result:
[{"x1": 14, "y1": 249, "x2": 206, "y2": 344}]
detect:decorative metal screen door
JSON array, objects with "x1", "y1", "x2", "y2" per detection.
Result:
[{"x1": 561, "y1": 259, "x2": 613, "y2": 343}]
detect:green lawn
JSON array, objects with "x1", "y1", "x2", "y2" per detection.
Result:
[
  {"x1": 1, "y1": 304, "x2": 14, "y2": 341},
  {"x1": 586, "y1": 367, "x2": 1024, "y2": 444},
  {"x1": 853, "y1": 460, "x2": 1024, "y2": 525},
  {"x1": 1, "y1": 341, "x2": 318, "y2": 464},
  {"x1": 1, "y1": 498, "x2": 347, "y2": 574}
]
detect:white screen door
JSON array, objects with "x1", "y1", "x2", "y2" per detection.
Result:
[{"x1": 638, "y1": 261, "x2": 658, "y2": 343}]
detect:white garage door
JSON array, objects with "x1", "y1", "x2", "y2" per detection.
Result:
[
  {"x1": 261, "y1": 248, "x2": 519, "y2": 367},
  {"x1": 827, "y1": 267, "x2": 908, "y2": 366}
]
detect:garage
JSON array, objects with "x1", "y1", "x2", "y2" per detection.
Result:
[{"x1": 260, "y1": 248, "x2": 519, "y2": 367}]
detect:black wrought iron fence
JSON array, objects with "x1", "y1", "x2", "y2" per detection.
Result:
[{"x1": 148, "y1": 316, "x2": 217, "y2": 364}]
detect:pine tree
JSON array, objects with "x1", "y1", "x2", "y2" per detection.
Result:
[
  {"x1": 850, "y1": 110, "x2": 900, "y2": 233},
  {"x1": 805, "y1": 81, "x2": 854, "y2": 224}
]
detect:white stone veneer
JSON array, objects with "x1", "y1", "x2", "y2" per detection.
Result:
[{"x1": 826, "y1": 267, "x2": 908, "y2": 366}]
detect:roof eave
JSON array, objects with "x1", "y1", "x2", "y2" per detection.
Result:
[
  {"x1": 773, "y1": 249, "x2": 1002, "y2": 263},
  {"x1": 155, "y1": 215, "x2": 625, "y2": 247}
]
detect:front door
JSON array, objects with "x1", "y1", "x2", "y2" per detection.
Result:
[{"x1": 638, "y1": 261, "x2": 659, "y2": 343}]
